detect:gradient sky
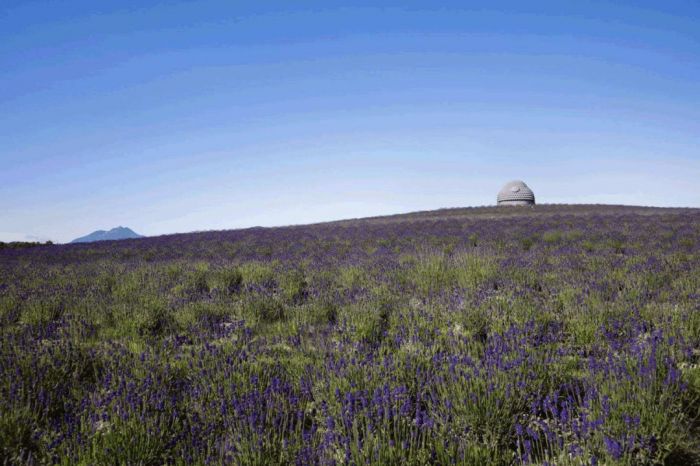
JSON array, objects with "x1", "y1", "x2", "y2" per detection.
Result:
[{"x1": 1, "y1": 0, "x2": 699, "y2": 243}]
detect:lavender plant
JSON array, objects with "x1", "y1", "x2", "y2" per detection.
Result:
[{"x1": 0, "y1": 205, "x2": 698, "y2": 465}]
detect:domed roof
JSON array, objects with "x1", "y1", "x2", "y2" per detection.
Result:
[{"x1": 497, "y1": 180, "x2": 535, "y2": 205}]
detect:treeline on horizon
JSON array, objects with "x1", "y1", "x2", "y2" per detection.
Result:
[{"x1": 0, "y1": 240, "x2": 53, "y2": 250}]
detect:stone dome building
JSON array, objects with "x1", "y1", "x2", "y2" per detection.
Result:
[{"x1": 497, "y1": 180, "x2": 535, "y2": 206}]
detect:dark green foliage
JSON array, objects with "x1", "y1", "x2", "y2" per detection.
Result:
[
  {"x1": 609, "y1": 237, "x2": 627, "y2": 254},
  {"x1": 521, "y1": 235, "x2": 537, "y2": 251},
  {"x1": 0, "y1": 408, "x2": 41, "y2": 464},
  {"x1": 137, "y1": 299, "x2": 174, "y2": 337},
  {"x1": 542, "y1": 230, "x2": 563, "y2": 244},
  {"x1": 314, "y1": 300, "x2": 338, "y2": 325},
  {"x1": 81, "y1": 417, "x2": 172, "y2": 466},
  {"x1": 360, "y1": 299, "x2": 392, "y2": 346},
  {"x1": 280, "y1": 269, "x2": 307, "y2": 304},
  {"x1": 188, "y1": 264, "x2": 210, "y2": 294},
  {"x1": 246, "y1": 294, "x2": 286, "y2": 323},
  {"x1": 221, "y1": 266, "x2": 243, "y2": 294}
]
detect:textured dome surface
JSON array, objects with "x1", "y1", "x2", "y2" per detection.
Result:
[{"x1": 497, "y1": 180, "x2": 535, "y2": 205}]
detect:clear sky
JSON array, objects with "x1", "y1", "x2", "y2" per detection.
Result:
[{"x1": 1, "y1": 0, "x2": 699, "y2": 243}]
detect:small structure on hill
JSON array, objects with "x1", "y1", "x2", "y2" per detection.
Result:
[{"x1": 497, "y1": 180, "x2": 535, "y2": 206}]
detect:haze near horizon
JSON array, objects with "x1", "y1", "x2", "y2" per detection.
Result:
[{"x1": 1, "y1": 0, "x2": 699, "y2": 243}]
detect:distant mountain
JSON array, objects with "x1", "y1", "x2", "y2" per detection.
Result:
[{"x1": 70, "y1": 227, "x2": 144, "y2": 244}]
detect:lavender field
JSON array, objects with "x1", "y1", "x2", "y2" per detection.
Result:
[{"x1": 1, "y1": 205, "x2": 699, "y2": 465}]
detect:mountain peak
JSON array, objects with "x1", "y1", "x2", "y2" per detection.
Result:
[{"x1": 70, "y1": 227, "x2": 144, "y2": 244}]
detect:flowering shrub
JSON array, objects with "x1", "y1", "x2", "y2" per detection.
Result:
[{"x1": 0, "y1": 205, "x2": 698, "y2": 464}]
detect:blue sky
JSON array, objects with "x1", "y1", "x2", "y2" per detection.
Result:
[{"x1": 1, "y1": 0, "x2": 699, "y2": 243}]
